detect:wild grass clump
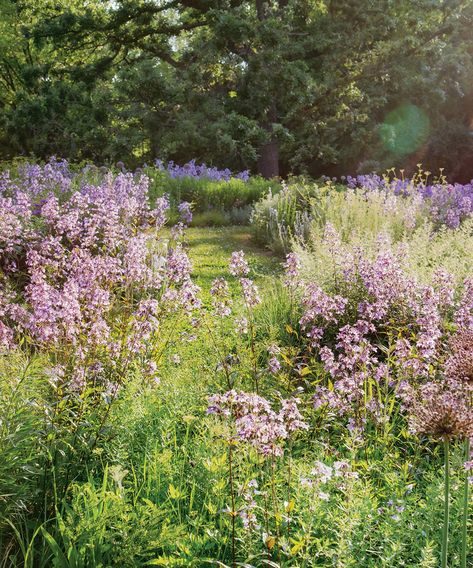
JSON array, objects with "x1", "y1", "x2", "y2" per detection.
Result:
[
  {"x1": 251, "y1": 178, "x2": 318, "y2": 253},
  {"x1": 251, "y1": 171, "x2": 473, "y2": 252}
]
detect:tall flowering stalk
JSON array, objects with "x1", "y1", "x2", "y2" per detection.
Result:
[
  {"x1": 229, "y1": 251, "x2": 261, "y2": 391},
  {"x1": 409, "y1": 379, "x2": 473, "y2": 568},
  {"x1": 207, "y1": 391, "x2": 308, "y2": 563},
  {"x1": 442, "y1": 436, "x2": 451, "y2": 568},
  {"x1": 445, "y1": 330, "x2": 473, "y2": 568},
  {"x1": 460, "y1": 437, "x2": 470, "y2": 568}
]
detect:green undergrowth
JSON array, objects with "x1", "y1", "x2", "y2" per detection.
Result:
[{"x1": 0, "y1": 227, "x2": 469, "y2": 567}]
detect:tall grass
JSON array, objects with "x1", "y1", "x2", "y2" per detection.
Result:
[{"x1": 147, "y1": 169, "x2": 281, "y2": 224}]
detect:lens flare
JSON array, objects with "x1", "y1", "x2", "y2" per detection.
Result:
[{"x1": 379, "y1": 104, "x2": 430, "y2": 156}]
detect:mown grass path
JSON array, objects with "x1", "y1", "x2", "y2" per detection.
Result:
[
  {"x1": 158, "y1": 226, "x2": 282, "y2": 397},
  {"x1": 184, "y1": 226, "x2": 282, "y2": 298}
]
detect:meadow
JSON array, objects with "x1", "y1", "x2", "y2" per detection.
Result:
[{"x1": 0, "y1": 158, "x2": 472, "y2": 567}]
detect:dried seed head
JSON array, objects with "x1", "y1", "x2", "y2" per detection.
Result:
[
  {"x1": 409, "y1": 380, "x2": 473, "y2": 440},
  {"x1": 445, "y1": 329, "x2": 473, "y2": 384}
]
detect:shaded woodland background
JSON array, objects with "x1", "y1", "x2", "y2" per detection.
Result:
[{"x1": 2, "y1": 0, "x2": 473, "y2": 179}]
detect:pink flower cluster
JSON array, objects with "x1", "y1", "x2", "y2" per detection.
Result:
[
  {"x1": 210, "y1": 277, "x2": 232, "y2": 317},
  {"x1": 229, "y1": 250, "x2": 250, "y2": 277},
  {"x1": 228, "y1": 251, "x2": 261, "y2": 310},
  {"x1": 289, "y1": 227, "x2": 473, "y2": 418},
  {"x1": 207, "y1": 390, "x2": 308, "y2": 457},
  {"x1": 0, "y1": 162, "x2": 201, "y2": 392},
  {"x1": 283, "y1": 252, "x2": 301, "y2": 287}
]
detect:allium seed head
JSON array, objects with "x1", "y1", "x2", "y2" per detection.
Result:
[
  {"x1": 445, "y1": 329, "x2": 473, "y2": 384},
  {"x1": 409, "y1": 381, "x2": 473, "y2": 439}
]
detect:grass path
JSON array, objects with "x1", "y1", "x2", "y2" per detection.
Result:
[
  {"x1": 158, "y1": 226, "x2": 282, "y2": 399},
  {"x1": 184, "y1": 226, "x2": 282, "y2": 298}
]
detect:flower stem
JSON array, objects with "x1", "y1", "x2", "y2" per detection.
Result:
[
  {"x1": 461, "y1": 437, "x2": 470, "y2": 568},
  {"x1": 228, "y1": 443, "x2": 236, "y2": 568},
  {"x1": 442, "y1": 437, "x2": 450, "y2": 568}
]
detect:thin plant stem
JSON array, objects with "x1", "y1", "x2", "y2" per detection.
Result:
[
  {"x1": 244, "y1": 299, "x2": 259, "y2": 394},
  {"x1": 287, "y1": 441, "x2": 292, "y2": 537},
  {"x1": 442, "y1": 436, "x2": 450, "y2": 568},
  {"x1": 262, "y1": 461, "x2": 272, "y2": 561},
  {"x1": 204, "y1": 319, "x2": 233, "y2": 390},
  {"x1": 461, "y1": 436, "x2": 470, "y2": 568},
  {"x1": 228, "y1": 442, "x2": 236, "y2": 568}
]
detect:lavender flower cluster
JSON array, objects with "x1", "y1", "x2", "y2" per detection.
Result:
[
  {"x1": 155, "y1": 159, "x2": 250, "y2": 182},
  {"x1": 228, "y1": 250, "x2": 261, "y2": 310},
  {"x1": 0, "y1": 157, "x2": 74, "y2": 198},
  {"x1": 287, "y1": 225, "x2": 473, "y2": 422},
  {"x1": 346, "y1": 173, "x2": 473, "y2": 229},
  {"x1": 207, "y1": 390, "x2": 308, "y2": 457},
  {"x1": 0, "y1": 160, "x2": 201, "y2": 392}
]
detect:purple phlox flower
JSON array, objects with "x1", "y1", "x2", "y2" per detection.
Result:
[
  {"x1": 229, "y1": 250, "x2": 250, "y2": 277},
  {"x1": 240, "y1": 278, "x2": 261, "y2": 307}
]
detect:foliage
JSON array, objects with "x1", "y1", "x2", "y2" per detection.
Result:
[
  {"x1": 2, "y1": 1, "x2": 473, "y2": 177},
  {"x1": 252, "y1": 171, "x2": 473, "y2": 251},
  {"x1": 146, "y1": 165, "x2": 280, "y2": 223},
  {"x1": 0, "y1": 165, "x2": 472, "y2": 566},
  {"x1": 251, "y1": 178, "x2": 319, "y2": 253}
]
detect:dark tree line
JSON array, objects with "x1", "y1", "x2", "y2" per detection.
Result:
[{"x1": 1, "y1": 0, "x2": 473, "y2": 179}]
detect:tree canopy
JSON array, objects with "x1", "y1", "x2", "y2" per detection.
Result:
[{"x1": 1, "y1": 0, "x2": 473, "y2": 178}]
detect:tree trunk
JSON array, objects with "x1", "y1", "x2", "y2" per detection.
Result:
[
  {"x1": 255, "y1": 0, "x2": 280, "y2": 179},
  {"x1": 257, "y1": 137, "x2": 279, "y2": 179},
  {"x1": 256, "y1": 0, "x2": 266, "y2": 20}
]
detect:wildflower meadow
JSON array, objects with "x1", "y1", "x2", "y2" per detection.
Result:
[
  {"x1": 2, "y1": 2, "x2": 473, "y2": 565},
  {"x1": 0, "y1": 158, "x2": 471, "y2": 567}
]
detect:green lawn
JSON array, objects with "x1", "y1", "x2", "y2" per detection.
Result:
[{"x1": 158, "y1": 226, "x2": 283, "y2": 395}]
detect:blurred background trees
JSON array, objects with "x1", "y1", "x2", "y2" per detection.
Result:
[{"x1": 1, "y1": 0, "x2": 473, "y2": 179}]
